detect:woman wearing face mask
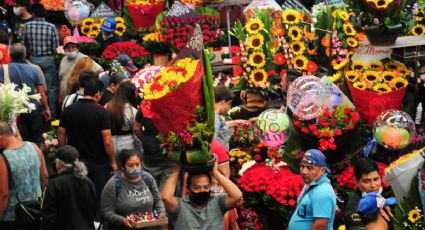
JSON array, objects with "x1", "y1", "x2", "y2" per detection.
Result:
[{"x1": 100, "y1": 149, "x2": 166, "y2": 230}]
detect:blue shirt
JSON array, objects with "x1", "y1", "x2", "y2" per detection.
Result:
[{"x1": 288, "y1": 174, "x2": 336, "y2": 230}]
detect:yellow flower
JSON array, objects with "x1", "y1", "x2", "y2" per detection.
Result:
[
  {"x1": 346, "y1": 37, "x2": 358, "y2": 48},
  {"x1": 288, "y1": 27, "x2": 303, "y2": 41},
  {"x1": 345, "y1": 70, "x2": 360, "y2": 82},
  {"x1": 382, "y1": 71, "x2": 396, "y2": 82},
  {"x1": 411, "y1": 25, "x2": 425, "y2": 35},
  {"x1": 398, "y1": 67, "x2": 411, "y2": 77},
  {"x1": 115, "y1": 23, "x2": 126, "y2": 36},
  {"x1": 115, "y1": 17, "x2": 124, "y2": 24},
  {"x1": 248, "y1": 34, "x2": 264, "y2": 50},
  {"x1": 408, "y1": 209, "x2": 422, "y2": 223},
  {"x1": 362, "y1": 71, "x2": 380, "y2": 82},
  {"x1": 290, "y1": 41, "x2": 306, "y2": 55},
  {"x1": 292, "y1": 55, "x2": 308, "y2": 70},
  {"x1": 338, "y1": 11, "x2": 349, "y2": 21},
  {"x1": 282, "y1": 9, "x2": 301, "y2": 25},
  {"x1": 390, "y1": 78, "x2": 408, "y2": 90},
  {"x1": 91, "y1": 24, "x2": 100, "y2": 34},
  {"x1": 385, "y1": 61, "x2": 400, "y2": 71},
  {"x1": 373, "y1": 0, "x2": 390, "y2": 9},
  {"x1": 81, "y1": 25, "x2": 92, "y2": 35},
  {"x1": 368, "y1": 61, "x2": 384, "y2": 70},
  {"x1": 249, "y1": 69, "x2": 269, "y2": 88},
  {"x1": 343, "y1": 24, "x2": 356, "y2": 36},
  {"x1": 51, "y1": 120, "x2": 60, "y2": 127},
  {"x1": 82, "y1": 18, "x2": 95, "y2": 27},
  {"x1": 245, "y1": 18, "x2": 264, "y2": 35},
  {"x1": 248, "y1": 52, "x2": 266, "y2": 68},
  {"x1": 332, "y1": 59, "x2": 349, "y2": 71},
  {"x1": 337, "y1": 225, "x2": 346, "y2": 230},
  {"x1": 373, "y1": 83, "x2": 391, "y2": 93},
  {"x1": 328, "y1": 72, "x2": 342, "y2": 83},
  {"x1": 353, "y1": 82, "x2": 366, "y2": 90},
  {"x1": 351, "y1": 60, "x2": 366, "y2": 70}
]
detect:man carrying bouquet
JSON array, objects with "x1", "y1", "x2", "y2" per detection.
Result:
[{"x1": 289, "y1": 149, "x2": 336, "y2": 230}]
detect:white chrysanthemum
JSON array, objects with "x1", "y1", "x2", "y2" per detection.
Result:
[{"x1": 238, "y1": 160, "x2": 256, "y2": 176}]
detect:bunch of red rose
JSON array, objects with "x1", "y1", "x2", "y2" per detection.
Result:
[
  {"x1": 266, "y1": 167, "x2": 304, "y2": 206},
  {"x1": 294, "y1": 105, "x2": 360, "y2": 151},
  {"x1": 238, "y1": 163, "x2": 273, "y2": 193},
  {"x1": 336, "y1": 162, "x2": 390, "y2": 190},
  {"x1": 102, "y1": 42, "x2": 149, "y2": 59},
  {"x1": 239, "y1": 207, "x2": 263, "y2": 230},
  {"x1": 159, "y1": 15, "x2": 220, "y2": 50},
  {"x1": 229, "y1": 126, "x2": 259, "y2": 148}
]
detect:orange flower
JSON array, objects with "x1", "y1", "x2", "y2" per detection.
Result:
[
  {"x1": 304, "y1": 27, "x2": 315, "y2": 41},
  {"x1": 356, "y1": 33, "x2": 367, "y2": 42},
  {"x1": 325, "y1": 48, "x2": 331, "y2": 57},
  {"x1": 321, "y1": 36, "x2": 330, "y2": 47},
  {"x1": 308, "y1": 48, "x2": 317, "y2": 56},
  {"x1": 271, "y1": 26, "x2": 285, "y2": 37}
]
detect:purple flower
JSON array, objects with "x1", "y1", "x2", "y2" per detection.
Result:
[{"x1": 373, "y1": 18, "x2": 380, "y2": 25}]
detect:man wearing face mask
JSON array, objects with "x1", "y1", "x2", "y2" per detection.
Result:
[
  {"x1": 96, "y1": 17, "x2": 123, "y2": 53},
  {"x1": 161, "y1": 159, "x2": 243, "y2": 229},
  {"x1": 288, "y1": 149, "x2": 337, "y2": 230},
  {"x1": 343, "y1": 158, "x2": 384, "y2": 230},
  {"x1": 11, "y1": 0, "x2": 33, "y2": 42},
  {"x1": 59, "y1": 36, "x2": 103, "y2": 102}
]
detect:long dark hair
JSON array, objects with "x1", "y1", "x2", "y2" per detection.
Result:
[{"x1": 106, "y1": 81, "x2": 138, "y2": 133}]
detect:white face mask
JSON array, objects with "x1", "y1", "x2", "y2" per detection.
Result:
[
  {"x1": 65, "y1": 51, "x2": 78, "y2": 60},
  {"x1": 13, "y1": 7, "x2": 22, "y2": 16},
  {"x1": 362, "y1": 187, "x2": 383, "y2": 197}
]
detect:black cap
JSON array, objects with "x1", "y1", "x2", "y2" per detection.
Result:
[
  {"x1": 56, "y1": 145, "x2": 79, "y2": 164},
  {"x1": 15, "y1": 0, "x2": 30, "y2": 7}
]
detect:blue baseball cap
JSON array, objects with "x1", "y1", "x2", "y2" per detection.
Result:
[
  {"x1": 117, "y1": 54, "x2": 138, "y2": 72},
  {"x1": 357, "y1": 192, "x2": 397, "y2": 215},
  {"x1": 301, "y1": 149, "x2": 330, "y2": 173},
  {"x1": 100, "y1": 17, "x2": 116, "y2": 33}
]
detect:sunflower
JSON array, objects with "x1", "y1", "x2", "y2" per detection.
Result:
[
  {"x1": 398, "y1": 67, "x2": 411, "y2": 77},
  {"x1": 346, "y1": 37, "x2": 358, "y2": 48},
  {"x1": 288, "y1": 27, "x2": 303, "y2": 41},
  {"x1": 408, "y1": 209, "x2": 422, "y2": 223},
  {"x1": 411, "y1": 25, "x2": 425, "y2": 35},
  {"x1": 345, "y1": 70, "x2": 360, "y2": 82},
  {"x1": 115, "y1": 23, "x2": 126, "y2": 36},
  {"x1": 115, "y1": 17, "x2": 124, "y2": 24},
  {"x1": 390, "y1": 78, "x2": 408, "y2": 90},
  {"x1": 351, "y1": 60, "x2": 366, "y2": 70},
  {"x1": 88, "y1": 31, "x2": 99, "y2": 39},
  {"x1": 248, "y1": 34, "x2": 264, "y2": 50},
  {"x1": 248, "y1": 52, "x2": 266, "y2": 68},
  {"x1": 292, "y1": 55, "x2": 308, "y2": 70},
  {"x1": 290, "y1": 41, "x2": 306, "y2": 55},
  {"x1": 353, "y1": 82, "x2": 366, "y2": 90},
  {"x1": 382, "y1": 71, "x2": 396, "y2": 82},
  {"x1": 362, "y1": 71, "x2": 380, "y2": 82},
  {"x1": 385, "y1": 61, "x2": 399, "y2": 71},
  {"x1": 82, "y1": 18, "x2": 95, "y2": 27},
  {"x1": 91, "y1": 24, "x2": 100, "y2": 34},
  {"x1": 81, "y1": 25, "x2": 91, "y2": 35},
  {"x1": 281, "y1": 9, "x2": 301, "y2": 25},
  {"x1": 343, "y1": 24, "x2": 356, "y2": 36},
  {"x1": 373, "y1": 0, "x2": 390, "y2": 9},
  {"x1": 368, "y1": 61, "x2": 384, "y2": 70},
  {"x1": 373, "y1": 83, "x2": 391, "y2": 93},
  {"x1": 249, "y1": 69, "x2": 268, "y2": 87},
  {"x1": 338, "y1": 10, "x2": 350, "y2": 21},
  {"x1": 245, "y1": 18, "x2": 265, "y2": 35},
  {"x1": 328, "y1": 72, "x2": 342, "y2": 83},
  {"x1": 332, "y1": 59, "x2": 349, "y2": 71}
]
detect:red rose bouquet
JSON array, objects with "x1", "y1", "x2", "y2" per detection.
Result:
[
  {"x1": 239, "y1": 207, "x2": 263, "y2": 230},
  {"x1": 100, "y1": 41, "x2": 150, "y2": 68},
  {"x1": 125, "y1": 0, "x2": 165, "y2": 29},
  {"x1": 229, "y1": 125, "x2": 259, "y2": 149}
]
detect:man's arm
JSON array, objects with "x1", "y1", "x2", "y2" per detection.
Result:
[
  {"x1": 0, "y1": 156, "x2": 9, "y2": 220},
  {"x1": 36, "y1": 85, "x2": 51, "y2": 120},
  {"x1": 58, "y1": 127, "x2": 66, "y2": 147},
  {"x1": 161, "y1": 165, "x2": 180, "y2": 213},
  {"x1": 211, "y1": 160, "x2": 242, "y2": 209},
  {"x1": 101, "y1": 129, "x2": 117, "y2": 172},
  {"x1": 32, "y1": 143, "x2": 48, "y2": 189},
  {"x1": 311, "y1": 218, "x2": 329, "y2": 230}
]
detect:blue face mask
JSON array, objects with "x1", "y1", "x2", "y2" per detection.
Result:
[{"x1": 124, "y1": 166, "x2": 141, "y2": 179}]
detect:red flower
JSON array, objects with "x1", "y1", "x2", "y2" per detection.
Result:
[
  {"x1": 232, "y1": 55, "x2": 241, "y2": 64},
  {"x1": 233, "y1": 66, "x2": 243, "y2": 76},
  {"x1": 254, "y1": 154, "x2": 262, "y2": 161},
  {"x1": 344, "y1": 108, "x2": 352, "y2": 114},
  {"x1": 301, "y1": 127, "x2": 309, "y2": 133},
  {"x1": 313, "y1": 130, "x2": 321, "y2": 137},
  {"x1": 322, "y1": 132, "x2": 331, "y2": 138},
  {"x1": 330, "y1": 118, "x2": 337, "y2": 125},
  {"x1": 306, "y1": 61, "x2": 317, "y2": 73},
  {"x1": 343, "y1": 117, "x2": 349, "y2": 122},
  {"x1": 280, "y1": 69, "x2": 287, "y2": 77},
  {"x1": 230, "y1": 46, "x2": 241, "y2": 54},
  {"x1": 334, "y1": 129, "x2": 342, "y2": 136},
  {"x1": 309, "y1": 125, "x2": 317, "y2": 131},
  {"x1": 294, "y1": 120, "x2": 301, "y2": 127},
  {"x1": 268, "y1": 70, "x2": 276, "y2": 76},
  {"x1": 321, "y1": 122, "x2": 329, "y2": 128},
  {"x1": 288, "y1": 199, "x2": 296, "y2": 206},
  {"x1": 274, "y1": 53, "x2": 286, "y2": 65},
  {"x1": 346, "y1": 125, "x2": 354, "y2": 131},
  {"x1": 323, "y1": 110, "x2": 331, "y2": 117}
]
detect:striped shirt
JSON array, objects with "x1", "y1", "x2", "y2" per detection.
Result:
[{"x1": 22, "y1": 18, "x2": 59, "y2": 57}]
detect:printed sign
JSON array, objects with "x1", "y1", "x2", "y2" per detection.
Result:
[
  {"x1": 90, "y1": 2, "x2": 116, "y2": 19},
  {"x1": 351, "y1": 45, "x2": 392, "y2": 64}
]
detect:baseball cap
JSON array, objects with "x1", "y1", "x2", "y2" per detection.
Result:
[
  {"x1": 301, "y1": 149, "x2": 330, "y2": 173},
  {"x1": 117, "y1": 54, "x2": 138, "y2": 72},
  {"x1": 100, "y1": 17, "x2": 116, "y2": 33},
  {"x1": 63, "y1": 36, "x2": 78, "y2": 48},
  {"x1": 357, "y1": 192, "x2": 397, "y2": 215},
  {"x1": 55, "y1": 145, "x2": 79, "y2": 164},
  {"x1": 15, "y1": 0, "x2": 30, "y2": 7}
]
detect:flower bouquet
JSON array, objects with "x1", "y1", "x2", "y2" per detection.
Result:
[
  {"x1": 142, "y1": 32, "x2": 170, "y2": 55},
  {"x1": 125, "y1": 0, "x2": 165, "y2": 30},
  {"x1": 229, "y1": 125, "x2": 259, "y2": 149},
  {"x1": 238, "y1": 207, "x2": 263, "y2": 230},
  {"x1": 127, "y1": 211, "x2": 168, "y2": 228},
  {"x1": 229, "y1": 149, "x2": 252, "y2": 177},
  {"x1": 81, "y1": 17, "x2": 127, "y2": 39},
  {"x1": 0, "y1": 83, "x2": 40, "y2": 123},
  {"x1": 132, "y1": 65, "x2": 164, "y2": 99},
  {"x1": 100, "y1": 41, "x2": 150, "y2": 68},
  {"x1": 345, "y1": 60, "x2": 410, "y2": 124},
  {"x1": 394, "y1": 201, "x2": 424, "y2": 230},
  {"x1": 42, "y1": 120, "x2": 60, "y2": 157}
]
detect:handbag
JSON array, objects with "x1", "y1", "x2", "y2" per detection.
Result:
[{"x1": 0, "y1": 152, "x2": 41, "y2": 229}]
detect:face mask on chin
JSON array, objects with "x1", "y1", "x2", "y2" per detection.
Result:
[
  {"x1": 102, "y1": 31, "x2": 113, "y2": 40},
  {"x1": 13, "y1": 7, "x2": 22, "y2": 16},
  {"x1": 189, "y1": 190, "x2": 211, "y2": 206},
  {"x1": 65, "y1": 51, "x2": 78, "y2": 60},
  {"x1": 362, "y1": 187, "x2": 383, "y2": 197},
  {"x1": 124, "y1": 166, "x2": 142, "y2": 179}
]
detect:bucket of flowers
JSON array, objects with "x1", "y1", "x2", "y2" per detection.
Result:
[
  {"x1": 345, "y1": 59, "x2": 410, "y2": 124},
  {"x1": 100, "y1": 41, "x2": 150, "y2": 69},
  {"x1": 142, "y1": 31, "x2": 171, "y2": 66}
]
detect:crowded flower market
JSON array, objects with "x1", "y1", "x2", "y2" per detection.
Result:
[{"x1": 1, "y1": 0, "x2": 425, "y2": 229}]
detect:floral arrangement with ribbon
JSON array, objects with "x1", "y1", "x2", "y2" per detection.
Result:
[
  {"x1": 100, "y1": 41, "x2": 149, "y2": 67},
  {"x1": 293, "y1": 105, "x2": 360, "y2": 151},
  {"x1": 81, "y1": 17, "x2": 126, "y2": 39},
  {"x1": 0, "y1": 83, "x2": 41, "y2": 123}
]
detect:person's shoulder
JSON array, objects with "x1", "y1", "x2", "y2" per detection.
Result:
[{"x1": 312, "y1": 182, "x2": 336, "y2": 197}]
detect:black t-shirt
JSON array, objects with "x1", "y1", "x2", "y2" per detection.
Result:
[
  {"x1": 343, "y1": 190, "x2": 363, "y2": 229},
  {"x1": 60, "y1": 99, "x2": 112, "y2": 163},
  {"x1": 13, "y1": 16, "x2": 33, "y2": 42},
  {"x1": 99, "y1": 89, "x2": 114, "y2": 106}
]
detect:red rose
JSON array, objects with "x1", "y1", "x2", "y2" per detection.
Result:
[
  {"x1": 344, "y1": 108, "x2": 351, "y2": 114},
  {"x1": 323, "y1": 110, "x2": 331, "y2": 117},
  {"x1": 343, "y1": 117, "x2": 349, "y2": 122},
  {"x1": 306, "y1": 61, "x2": 317, "y2": 73},
  {"x1": 313, "y1": 130, "x2": 321, "y2": 137},
  {"x1": 274, "y1": 53, "x2": 286, "y2": 65},
  {"x1": 318, "y1": 117, "x2": 324, "y2": 123},
  {"x1": 301, "y1": 127, "x2": 309, "y2": 133},
  {"x1": 334, "y1": 129, "x2": 342, "y2": 136},
  {"x1": 280, "y1": 69, "x2": 287, "y2": 77},
  {"x1": 233, "y1": 66, "x2": 243, "y2": 76},
  {"x1": 321, "y1": 122, "x2": 329, "y2": 128},
  {"x1": 288, "y1": 199, "x2": 296, "y2": 206},
  {"x1": 268, "y1": 70, "x2": 276, "y2": 76},
  {"x1": 309, "y1": 125, "x2": 317, "y2": 131},
  {"x1": 346, "y1": 125, "x2": 354, "y2": 131},
  {"x1": 330, "y1": 118, "x2": 337, "y2": 125},
  {"x1": 294, "y1": 120, "x2": 301, "y2": 127},
  {"x1": 254, "y1": 154, "x2": 262, "y2": 161},
  {"x1": 322, "y1": 132, "x2": 331, "y2": 138},
  {"x1": 232, "y1": 56, "x2": 241, "y2": 64},
  {"x1": 230, "y1": 46, "x2": 241, "y2": 54}
]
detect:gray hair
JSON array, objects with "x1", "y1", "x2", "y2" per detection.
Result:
[{"x1": 56, "y1": 158, "x2": 88, "y2": 178}]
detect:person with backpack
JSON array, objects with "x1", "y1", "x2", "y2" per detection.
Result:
[{"x1": 100, "y1": 149, "x2": 165, "y2": 230}]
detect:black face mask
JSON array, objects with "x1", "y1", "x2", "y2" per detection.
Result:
[{"x1": 189, "y1": 190, "x2": 211, "y2": 205}]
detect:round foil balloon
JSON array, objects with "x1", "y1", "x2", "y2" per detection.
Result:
[
  {"x1": 287, "y1": 76, "x2": 329, "y2": 120},
  {"x1": 256, "y1": 109, "x2": 291, "y2": 147},
  {"x1": 65, "y1": 0, "x2": 91, "y2": 26},
  {"x1": 373, "y1": 110, "x2": 416, "y2": 150}
]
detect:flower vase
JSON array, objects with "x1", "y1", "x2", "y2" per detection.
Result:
[{"x1": 153, "y1": 54, "x2": 169, "y2": 67}]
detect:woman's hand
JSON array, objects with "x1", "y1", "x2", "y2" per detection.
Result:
[{"x1": 122, "y1": 218, "x2": 133, "y2": 228}]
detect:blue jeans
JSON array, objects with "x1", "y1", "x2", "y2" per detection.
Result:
[{"x1": 30, "y1": 56, "x2": 58, "y2": 118}]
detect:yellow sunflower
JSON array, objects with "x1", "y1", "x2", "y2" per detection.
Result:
[
  {"x1": 398, "y1": 67, "x2": 411, "y2": 77},
  {"x1": 346, "y1": 37, "x2": 358, "y2": 48},
  {"x1": 332, "y1": 59, "x2": 349, "y2": 71},
  {"x1": 290, "y1": 41, "x2": 306, "y2": 55},
  {"x1": 248, "y1": 34, "x2": 264, "y2": 50},
  {"x1": 373, "y1": 83, "x2": 391, "y2": 93},
  {"x1": 81, "y1": 25, "x2": 92, "y2": 35},
  {"x1": 353, "y1": 82, "x2": 367, "y2": 90},
  {"x1": 281, "y1": 9, "x2": 301, "y2": 25},
  {"x1": 91, "y1": 24, "x2": 100, "y2": 34},
  {"x1": 390, "y1": 78, "x2": 408, "y2": 90},
  {"x1": 288, "y1": 27, "x2": 303, "y2": 41},
  {"x1": 343, "y1": 24, "x2": 356, "y2": 36},
  {"x1": 115, "y1": 17, "x2": 124, "y2": 24},
  {"x1": 373, "y1": 0, "x2": 390, "y2": 9},
  {"x1": 385, "y1": 61, "x2": 400, "y2": 71},
  {"x1": 345, "y1": 70, "x2": 360, "y2": 82},
  {"x1": 368, "y1": 61, "x2": 384, "y2": 70},
  {"x1": 88, "y1": 31, "x2": 99, "y2": 39},
  {"x1": 411, "y1": 25, "x2": 425, "y2": 35},
  {"x1": 351, "y1": 60, "x2": 366, "y2": 70},
  {"x1": 249, "y1": 69, "x2": 268, "y2": 87},
  {"x1": 328, "y1": 72, "x2": 342, "y2": 83},
  {"x1": 115, "y1": 23, "x2": 126, "y2": 36},
  {"x1": 408, "y1": 209, "x2": 422, "y2": 223},
  {"x1": 338, "y1": 10, "x2": 350, "y2": 21},
  {"x1": 382, "y1": 71, "x2": 396, "y2": 82},
  {"x1": 248, "y1": 52, "x2": 266, "y2": 68},
  {"x1": 245, "y1": 18, "x2": 265, "y2": 35},
  {"x1": 362, "y1": 70, "x2": 380, "y2": 82},
  {"x1": 82, "y1": 18, "x2": 95, "y2": 27},
  {"x1": 292, "y1": 55, "x2": 308, "y2": 70}
]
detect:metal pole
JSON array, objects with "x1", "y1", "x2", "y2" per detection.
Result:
[{"x1": 226, "y1": 6, "x2": 232, "y2": 57}]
